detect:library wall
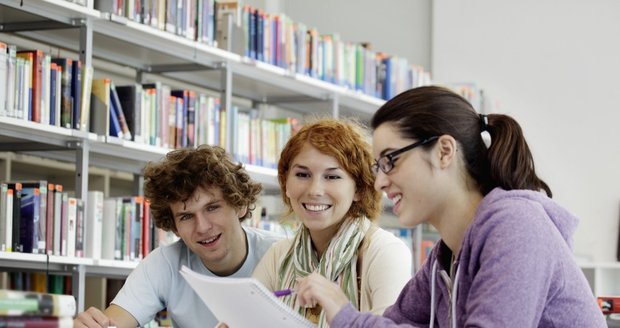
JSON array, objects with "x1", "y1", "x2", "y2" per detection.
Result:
[{"x1": 432, "y1": 0, "x2": 620, "y2": 262}]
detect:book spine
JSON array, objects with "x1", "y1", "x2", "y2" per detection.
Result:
[{"x1": 0, "y1": 289, "x2": 76, "y2": 317}]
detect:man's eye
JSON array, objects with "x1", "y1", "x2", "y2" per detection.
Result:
[{"x1": 207, "y1": 205, "x2": 220, "y2": 212}]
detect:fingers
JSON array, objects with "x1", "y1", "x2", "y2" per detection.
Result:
[
  {"x1": 215, "y1": 322, "x2": 229, "y2": 328},
  {"x1": 73, "y1": 307, "x2": 112, "y2": 328},
  {"x1": 294, "y1": 273, "x2": 352, "y2": 323}
]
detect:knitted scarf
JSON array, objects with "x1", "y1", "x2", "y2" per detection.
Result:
[{"x1": 277, "y1": 217, "x2": 371, "y2": 328}]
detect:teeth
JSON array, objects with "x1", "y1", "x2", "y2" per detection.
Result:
[
  {"x1": 200, "y1": 235, "x2": 218, "y2": 244},
  {"x1": 305, "y1": 204, "x2": 330, "y2": 211},
  {"x1": 391, "y1": 195, "x2": 402, "y2": 205}
]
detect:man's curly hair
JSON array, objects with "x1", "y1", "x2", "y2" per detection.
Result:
[{"x1": 143, "y1": 145, "x2": 262, "y2": 232}]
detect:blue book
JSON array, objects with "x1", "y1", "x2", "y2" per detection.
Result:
[
  {"x1": 49, "y1": 66, "x2": 57, "y2": 125},
  {"x1": 108, "y1": 92, "x2": 123, "y2": 138},
  {"x1": 19, "y1": 187, "x2": 40, "y2": 254},
  {"x1": 109, "y1": 82, "x2": 132, "y2": 140},
  {"x1": 70, "y1": 60, "x2": 81, "y2": 130},
  {"x1": 256, "y1": 10, "x2": 263, "y2": 62}
]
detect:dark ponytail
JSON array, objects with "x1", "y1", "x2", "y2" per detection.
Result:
[
  {"x1": 371, "y1": 86, "x2": 552, "y2": 197},
  {"x1": 485, "y1": 114, "x2": 552, "y2": 197}
]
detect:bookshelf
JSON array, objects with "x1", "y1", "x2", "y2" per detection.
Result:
[
  {"x1": 0, "y1": 0, "x2": 404, "y2": 313},
  {"x1": 1, "y1": 0, "x2": 615, "y2": 315}
]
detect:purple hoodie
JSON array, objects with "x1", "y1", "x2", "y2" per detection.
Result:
[{"x1": 332, "y1": 188, "x2": 606, "y2": 327}]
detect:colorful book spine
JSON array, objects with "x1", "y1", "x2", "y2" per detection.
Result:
[{"x1": 0, "y1": 289, "x2": 75, "y2": 317}]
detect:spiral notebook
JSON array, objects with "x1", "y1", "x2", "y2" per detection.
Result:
[{"x1": 180, "y1": 266, "x2": 315, "y2": 328}]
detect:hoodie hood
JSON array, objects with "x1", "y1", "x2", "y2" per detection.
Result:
[{"x1": 478, "y1": 188, "x2": 578, "y2": 248}]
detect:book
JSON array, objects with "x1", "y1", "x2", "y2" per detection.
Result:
[
  {"x1": 70, "y1": 60, "x2": 81, "y2": 130},
  {"x1": 179, "y1": 265, "x2": 314, "y2": 328},
  {"x1": 0, "y1": 315, "x2": 72, "y2": 327},
  {"x1": 19, "y1": 186, "x2": 40, "y2": 254},
  {"x1": 0, "y1": 289, "x2": 75, "y2": 317},
  {"x1": 0, "y1": 184, "x2": 13, "y2": 252},
  {"x1": 115, "y1": 84, "x2": 143, "y2": 143},
  {"x1": 85, "y1": 191, "x2": 103, "y2": 259},
  {"x1": 599, "y1": 296, "x2": 620, "y2": 314},
  {"x1": 89, "y1": 78, "x2": 111, "y2": 137},
  {"x1": 109, "y1": 81, "x2": 132, "y2": 140},
  {"x1": 50, "y1": 58, "x2": 73, "y2": 129}
]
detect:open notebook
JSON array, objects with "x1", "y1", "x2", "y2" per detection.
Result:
[{"x1": 180, "y1": 266, "x2": 315, "y2": 328}]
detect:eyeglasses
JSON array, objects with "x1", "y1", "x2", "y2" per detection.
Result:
[{"x1": 372, "y1": 136, "x2": 440, "y2": 175}]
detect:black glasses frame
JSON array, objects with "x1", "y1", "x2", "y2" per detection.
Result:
[{"x1": 372, "y1": 136, "x2": 440, "y2": 175}]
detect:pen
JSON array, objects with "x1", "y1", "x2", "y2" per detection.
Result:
[{"x1": 273, "y1": 289, "x2": 295, "y2": 297}]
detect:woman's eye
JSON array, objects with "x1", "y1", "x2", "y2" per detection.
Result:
[
  {"x1": 326, "y1": 175, "x2": 341, "y2": 180},
  {"x1": 295, "y1": 172, "x2": 310, "y2": 178}
]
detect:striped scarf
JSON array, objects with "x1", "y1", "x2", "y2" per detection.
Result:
[{"x1": 277, "y1": 217, "x2": 371, "y2": 328}]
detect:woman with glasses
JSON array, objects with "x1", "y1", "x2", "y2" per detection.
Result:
[
  {"x1": 251, "y1": 118, "x2": 413, "y2": 328},
  {"x1": 294, "y1": 86, "x2": 606, "y2": 327}
]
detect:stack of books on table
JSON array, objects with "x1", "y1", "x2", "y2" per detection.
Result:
[{"x1": 0, "y1": 289, "x2": 75, "y2": 327}]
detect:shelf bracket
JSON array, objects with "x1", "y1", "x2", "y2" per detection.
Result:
[
  {"x1": 72, "y1": 264, "x2": 86, "y2": 313},
  {"x1": 79, "y1": 16, "x2": 93, "y2": 81},
  {"x1": 133, "y1": 174, "x2": 144, "y2": 196},
  {"x1": 331, "y1": 94, "x2": 340, "y2": 118},
  {"x1": 220, "y1": 62, "x2": 233, "y2": 151},
  {"x1": 68, "y1": 140, "x2": 90, "y2": 215}
]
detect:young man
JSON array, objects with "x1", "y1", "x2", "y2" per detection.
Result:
[{"x1": 73, "y1": 145, "x2": 283, "y2": 328}]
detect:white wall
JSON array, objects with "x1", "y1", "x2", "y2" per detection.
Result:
[{"x1": 433, "y1": 0, "x2": 620, "y2": 262}]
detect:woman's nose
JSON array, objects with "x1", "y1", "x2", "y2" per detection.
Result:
[
  {"x1": 308, "y1": 178, "x2": 325, "y2": 196},
  {"x1": 374, "y1": 170, "x2": 389, "y2": 192}
]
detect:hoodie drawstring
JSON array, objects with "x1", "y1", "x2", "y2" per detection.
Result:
[
  {"x1": 429, "y1": 259, "x2": 460, "y2": 328},
  {"x1": 451, "y1": 265, "x2": 460, "y2": 328},
  {"x1": 429, "y1": 260, "x2": 437, "y2": 328}
]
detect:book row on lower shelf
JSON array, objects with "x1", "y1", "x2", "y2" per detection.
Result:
[
  {"x1": 0, "y1": 181, "x2": 182, "y2": 263},
  {"x1": 0, "y1": 288, "x2": 75, "y2": 327}
]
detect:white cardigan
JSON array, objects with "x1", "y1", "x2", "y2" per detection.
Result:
[{"x1": 252, "y1": 227, "x2": 413, "y2": 315}]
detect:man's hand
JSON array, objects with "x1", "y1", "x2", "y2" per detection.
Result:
[{"x1": 73, "y1": 307, "x2": 116, "y2": 327}]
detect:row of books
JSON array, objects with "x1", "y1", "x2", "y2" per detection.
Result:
[
  {"x1": 0, "y1": 43, "x2": 91, "y2": 131},
  {"x1": 0, "y1": 181, "x2": 81, "y2": 256},
  {"x1": 0, "y1": 181, "x2": 176, "y2": 262},
  {"x1": 0, "y1": 289, "x2": 75, "y2": 327},
  {"x1": 93, "y1": 0, "x2": 432, "y2": 100},
  {"x1": 237, "y1": 4, "x2": 431, "y2": 100},
  {"x1": 95, "y1": 0, "x2": 217, "y2": 46},
  {"x1": 4, "y1": 272, "x2": 71, "y2": 297}
]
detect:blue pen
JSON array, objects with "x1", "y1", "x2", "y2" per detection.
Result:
[{"x1": 273, "y1": 289, "x2": 295, "y2": 297}]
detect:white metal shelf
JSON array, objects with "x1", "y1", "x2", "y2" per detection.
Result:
[{"x1": 0, "y1": 251, "x2": 137, "y2": 278}]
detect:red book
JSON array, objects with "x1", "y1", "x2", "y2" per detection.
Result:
[
  {"x1": 599, "y1": 296, "x2": 620, "y2": 314},
  {"x1": 16, "y1": 50, "x2": 43, "y2": 123},
  {"x1": 0, "y1": 316, "x2": 72, "y2": 327}
]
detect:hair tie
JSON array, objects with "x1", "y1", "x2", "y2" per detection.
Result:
[
  {"x1": 479, "y1": 114, "x2": 489, "y2": 132},
  {"x1": 479, "y1": 114, "x2": 491, "y2": 149}
]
